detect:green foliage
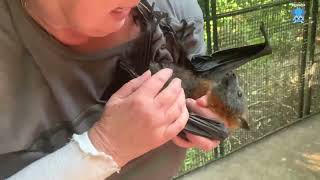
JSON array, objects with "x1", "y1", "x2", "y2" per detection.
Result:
[
  {"x1": 216, "y1": 0, "x2": 275, "y2": 13},
  {"x1": 178, "y1": 0, "x2": 320, "y2": 176}
]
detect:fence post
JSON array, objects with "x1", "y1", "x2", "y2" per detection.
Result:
[
  {"x1": 211, "y1": 0, "x2": 219, "y2": 52},
  {"x1": 210, "y1": 0, "x2": 224, "y2": 158},
  {"x1": 304, "y1": 0, "x2": 319, "y2": 115},
  {"x1": 204, "y1": 0, "x2": 212, "y2": 54},
  {"x1": 298, "y1": 0, "x2": 311, "y2": 118}
]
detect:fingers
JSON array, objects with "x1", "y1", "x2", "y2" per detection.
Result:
[
  {"x1": 196, "y1": 95, "x2": 208, "y2": 107},
  {"x1": 114, "y1": 70, "x2": 151, "y2": 99},
  {"x1": 135, "y1": 68, "x2": 173, "y2": 97},
  {"x1": 187, "y1": 98, "x2": 225, "y2": 124},
  {"x1": 172, "y1": 132, "x2": 220, "y2": 151},
  {"x1": 185, "y1": 133, "x2": 220, "y2": 152},
  {"x1": 162, "y1": 89, "x2": 186, "y2": 125},
  {"x1": 154, "y1": 78, "x2": 182, "y2": 110},
  {"x1": 172, "y1": 136, "x2": 195, "y2": 148},
  {"x1": 164, "y1": 105, "x2": 189, "y2": 140},
  {"x1": 187, "y1": 98, "x2": 218, "y2": 119}
]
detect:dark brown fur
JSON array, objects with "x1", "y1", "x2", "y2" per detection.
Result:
[{"x1": 149, "y1": 62, "x2": 249, "y2": 130}]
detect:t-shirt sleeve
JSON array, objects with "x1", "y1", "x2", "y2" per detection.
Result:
[{"x1": 149, "y1": 0, "x2": 207, "y2": 58}]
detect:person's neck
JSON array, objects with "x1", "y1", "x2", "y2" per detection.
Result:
[
  {"x1": 23, "y1": 0, "x2": 91, "y2": 46},
  {"x1": 23, "y1": 0, "x2": 140, "y2": 54},
  {"x1": 71, "y1": 17, "x2": 140, "y2": 54}
]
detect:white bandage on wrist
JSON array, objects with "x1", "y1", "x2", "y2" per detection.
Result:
[
  {"x1": 8, "y1": 132, "x2": 120, "y2": 180},
  {"x1": 72, "y1": 132, "x2": 121, "y2": 174}
]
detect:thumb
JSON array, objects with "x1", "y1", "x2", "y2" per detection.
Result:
[
  {"x1": 196, "y1": 95, "x2": 209, "y2": 107},
  {"x1": 186, "y1": 98, "x2": 198, "y2": 111},
  {"x1": 114, "y1": 70, "x2": 151, "y2": 99},
  {"x1": 186, "y1": 98, "x2": 218, "y2": 120}
]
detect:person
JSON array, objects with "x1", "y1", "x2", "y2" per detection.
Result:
[{"x1": 0, "y1": 0, "x2": 222, "y2": 179}]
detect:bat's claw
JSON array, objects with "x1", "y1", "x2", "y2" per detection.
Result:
[{"x1": 239, "y1": 116, "x2": 250, "y2": 130}]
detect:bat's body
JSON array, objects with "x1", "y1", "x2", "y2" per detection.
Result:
[
  {"x1": 118, "y1": 1, "x2": 272, "y2": 140},
  {"x1": 149, "y1": 62, "x2": 249, "y2": 130}
]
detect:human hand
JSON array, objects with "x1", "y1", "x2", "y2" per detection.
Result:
[
  {"x1": 172, "y1": 95, "x2": 222, "y2": 151},
  {"x1": 89, "y1": 69, "x2": 189, "y2": 167}
]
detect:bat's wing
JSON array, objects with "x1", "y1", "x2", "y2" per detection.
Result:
[
  {"x1": 180, "y1": 113, "x2": 229, "y2": 141},
  {"x1": 130, "y1": 1, "x2": 156, "y2": 75},
  {"x1": 191, "y1": 23, "x2": 272, "y2": 74},
  {"x1": 121, "y1": 0, "x2": 170, "y2": 76}
]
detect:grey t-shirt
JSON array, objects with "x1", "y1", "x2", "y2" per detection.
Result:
[{"x1": 0, "y1": 0, "x2": 205, "y2": 178}]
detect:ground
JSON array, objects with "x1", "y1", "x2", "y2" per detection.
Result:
[{"x1": 177, "y1": 114, "x2": 320, "y2": 180}]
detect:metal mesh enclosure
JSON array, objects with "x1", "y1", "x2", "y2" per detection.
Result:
[
  {"x1": 178, "y1": 0, "x2": 320, "y2": 176},
  {"x1": 310, "y1": 11, "x2": 320, "y2": 114}
]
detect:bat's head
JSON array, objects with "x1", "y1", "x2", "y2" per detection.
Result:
[{"x1": 208, "y1": 71, "x2": 249, "y2": 130}]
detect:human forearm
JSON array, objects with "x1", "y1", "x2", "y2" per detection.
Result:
[{"x1": 7, "y1": 132, "x2": 120, "y2": 180}]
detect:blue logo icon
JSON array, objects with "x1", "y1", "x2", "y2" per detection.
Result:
[{"x1": 292, "y1": 7, "x2": 305, "y2": 23}]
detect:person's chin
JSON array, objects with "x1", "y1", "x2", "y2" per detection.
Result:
[
  {"x1": 83, "y1": 18, "x2": 125, "y2": 37},
  {"x1": 82, "y1": 25, "x2": 123, "y2": 38}
]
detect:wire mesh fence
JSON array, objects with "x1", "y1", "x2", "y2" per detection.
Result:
[
  {"x1": 177, "y1": 0, "x2": 320, "y2": 176},
  {"x1": 309, "y1": 3, "x2": 320, "y2": 114}
]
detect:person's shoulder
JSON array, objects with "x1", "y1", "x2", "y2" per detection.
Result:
[
  {"x1": 148, "y1": 0, "x2": 207, "y2": 57},
  {"x1": 0, "y1": 0, "x2": 23, "y2": 52},
  {"x1": 148, "y1": 0, "x2": 203, "y2": 21}
]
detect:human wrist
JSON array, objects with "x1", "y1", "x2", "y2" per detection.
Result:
[{"x1": 88, "y1": 125, "x2": 126, "y2": 167}]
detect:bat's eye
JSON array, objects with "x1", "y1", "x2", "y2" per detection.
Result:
[{"x1": 237, "y1": 91, "x2": 242, "y2": 97}]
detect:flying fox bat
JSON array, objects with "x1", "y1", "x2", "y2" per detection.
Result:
[
  {"x1": 148, "y1": 24, "x2": 271, "y2": 140},
  {"x1": 118, "y1": 1, "x2": 272, "y2": 141}
]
